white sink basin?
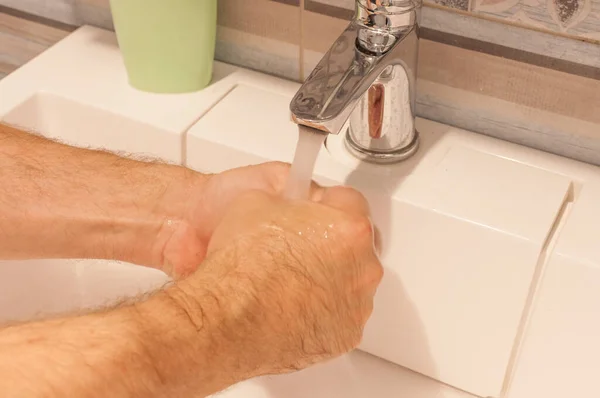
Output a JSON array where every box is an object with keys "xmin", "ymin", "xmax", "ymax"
[
  {"xmin": 0, "ymin": 259, "xmax": 168, "ymax": 324},
  {"xmin": 2, "ymin": 26, "xmax": 600, "ymax": 398},
  {"xmin": 3, "ymin": 92, "xmax": 182, "ymax": 162}
]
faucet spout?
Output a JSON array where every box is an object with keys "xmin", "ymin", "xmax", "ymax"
[{"xmin": 290, "ymin": 0, "xmax": 422, "ymax": 163}]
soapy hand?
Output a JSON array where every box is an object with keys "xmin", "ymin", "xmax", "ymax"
[
  {"xmin": 178, "ymin": 187, "xmax": 383, "ymax": 375},
  {"xmin": 160, "ymin": 162, "xmax": 321, "ymax": 278}
]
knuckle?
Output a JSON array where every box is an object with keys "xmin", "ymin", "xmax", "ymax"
[
  {"xmin": 261, "ymin": 161, "xmax": 292, "ymax": 192},
  {"xmin": 350, "ymin": 215, "xmax": 374, "ymax": 241},
  {"xmin": 340, "ymin": 186, "xmax": 368, "ymax": 202},
  {"xmin": 267, "ymin": 161, "xmax": 292, "ymax": 174},
  {"xmin": 327, "ymin": 185, "xmax": 364, "ymax": 202}
]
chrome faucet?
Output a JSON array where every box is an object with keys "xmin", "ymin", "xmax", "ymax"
[{"xmin": 290, "ymin": 0, "xmax": 421, "ymax": 163}]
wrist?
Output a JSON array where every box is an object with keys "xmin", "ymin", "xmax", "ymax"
[
  {"xmin": 0, "ymin": 123, "xmax": 210, "ymax": 267},
  {"xmin": 107, "ymin": 163, "xmax": 209, "ymax": 271},
  {"xmin": 133, "ymin": 279, "xmax": 245, "ymax": 397}
]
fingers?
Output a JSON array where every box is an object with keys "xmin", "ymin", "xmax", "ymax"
[
  {"xmin": 318, "ymin": 186, "xmax": 371, "ymax": 219},
  {"xmin": 319, "ymin": 186, "xmax": 381, "ymax": 261}
]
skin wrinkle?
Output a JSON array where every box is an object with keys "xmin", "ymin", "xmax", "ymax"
[
  {"xmin": 162, "ymin": 285, "xmax": 206, "ymax": 334},
  {"xmin": 155, "ymin": 218, "xmax": 180, "ymax": 274}
]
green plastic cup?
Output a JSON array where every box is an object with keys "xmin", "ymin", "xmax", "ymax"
[{"xmin": 110, "ymin": 0, "xmax": 217, "ymax": 93}]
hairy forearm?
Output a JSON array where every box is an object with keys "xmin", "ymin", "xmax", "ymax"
[
  {"xmin": 0, "ymin": 283, "xmax": 235, "ymax": 398},
  {"xmin": 0, "ymin": 123, "xmax": 206, "ymax": 267}
]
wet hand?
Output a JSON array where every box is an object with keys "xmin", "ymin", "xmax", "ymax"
[
  {"xmin": 180, "ymin": 187, "xmax": 383, "ymax": 375},
  {"xmin": 159, "ymin": 162, "xmax": 320, "ymax": 278}
]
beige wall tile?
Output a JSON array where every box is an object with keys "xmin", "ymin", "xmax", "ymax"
[
  {"xmin": 0, "ymin": 11, "xmax": 71, "ymax": 46},
  {"xmin": 0, "ymin": 32, "xmax": 45, "ymax": 74},
  {"xmin": 0, "ymin": 0, "xmax": 77, "ymax": 25},
  {"xmin": 74, "ymin": 0, "xmax": 112, "ymax": 29},
  {"xmin": 217, "ymin": 0, "xmax": 302, "ymax": 80},
  {"xmin": 219, "ymin": 0, "xmax": 300, "ymax": 45},
  {"xmin": 419, "ymin": 39, "xmax": 600, "ymax": 124},
  {"xmin": 471, "ymin": 0, "xmax": 600, "ymax": 41},
  {"xmin": 301, "ymin": 10, "xmax": 347, "ymax": 78},
  {"xmin": 418, "ymin": 79, "xmax": 600, "ymax": 164},
  {"xmin": 302, "ymin": 10, "xmax": 347, "ymax": 52},
  {"xmin": 0, "ymin": 9, "xmax": 72, "ymax": 75},
  {"xmin": 217, "ymin": 26, "xmax": 301, "ymax": 81}
]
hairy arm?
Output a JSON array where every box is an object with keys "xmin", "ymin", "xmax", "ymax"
[
  {"xmin": 0, "ymin": 123, "xmax": 207, "ymax": 268},
  {"xmin": 0, "ymin": 276, "xmax": 240, "ymax": 398}
]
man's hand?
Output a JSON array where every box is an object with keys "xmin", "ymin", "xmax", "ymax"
[
  {"xmin": 176, "ymin": 187, "xmax": 383, "ymax": 377},
  {"xmin": 159, "ymin": 162, "xmax": 312, "ymax": 278},
  {"xmin": 0, "ymin": 123, "xmax": 307, "ymax": 278}
]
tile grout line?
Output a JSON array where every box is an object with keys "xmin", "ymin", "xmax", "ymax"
[{"xmin": 179, "ymin": 85, "xmax": 239, "ymax": 168}]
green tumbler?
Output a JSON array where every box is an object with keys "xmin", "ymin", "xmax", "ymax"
[{"xmin": 110, "ymin": 0, "xmax": 217, "ymax": 93}]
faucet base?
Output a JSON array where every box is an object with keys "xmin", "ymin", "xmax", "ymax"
[{"xmin": 344, "ymin": 129, "xmax": 420, "ymax": 164}]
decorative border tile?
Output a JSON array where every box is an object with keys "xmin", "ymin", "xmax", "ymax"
[
  {"xmin": 430, "ymin": 0, "xmax": 470, "ymax": 11},
  {"xmin": 305, "ymin": 0, "xmax": 600, "ymax": 39},
  {"xmin": 472, "ymin": 0, "xmax": 600, "ymax": 40},
  {"xmin": 423, "ymin": 6, "xmax": 600, "ymax": 71}
]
